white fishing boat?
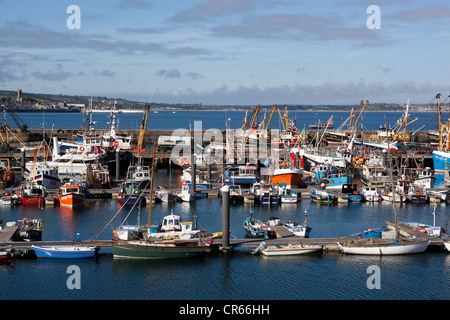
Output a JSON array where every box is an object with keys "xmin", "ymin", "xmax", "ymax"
[
  {"xmin": 282, "ymin": 222, "xmax": 311, "ymax": 238},
  {"xmin": 278, "ymin": 185, "xmax": 298, "ymax": 203},
  {"xmin": 253, "ymin": 242, "xmax": 322, "ymax": 256},
  {"xmin": 146, "ymin": 214, "xmax": 204, "ymax": 240},
  {"xmin": 26, "ymin": 163, "xmax": 61, "ymax": 190},
  {"xmin": 411, "ymin": 167, "xmax": 436, "ymax": 189},
  {"xmin": 361, "ymin": 185, "xmax": 381, "ymax": 202},
  {"xmin": 175, "ymin": 182, "xmax": 194, "ymax": 202},
  {"xmin": 380, "ymin": 191, "xmax": 406, "ymax": 203},
  {"xmin": 154, "ymin": 186, "xmax": 175, "ymax": 203},
  {"xmin": 126, "ymin": 164, "xmax": 151, "ymax": 189},
  {"xmin": 337, "ymin": 238, "xmax": 429, "ymax": 255}
]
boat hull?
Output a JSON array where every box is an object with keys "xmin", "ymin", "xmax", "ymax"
[
  {"xmin": 112, "ymin": 240, "xmax": 209, "ymax": 259},
  {"xmin": 262, "ymin": 245, "xmax": 322, "ymax": 256},
  {"xmin": 271, "ymin": 169, "xmax": 305, "ymax": 188},
  {"xmin": 337, "ymin": 239, "xmax": 429, "ymax": 255},
  {"xmin": 432, "ymin": 150, "xmax": 450, "ymax": 173},
  {"xmin": 59, "ymin": 193, "xmax": 85, "ymax": 207},
  {"xmin": 21, "ymin": 197, "xmax": 44, "ymax": 206},
  {"xmin": 32, "ymin": 245, "xmax": 98, "ymax": 259},
  {"xmin": 29, "ymin": 174, "xmax": 61, "ymax": 190},
  {"xmin": 118, "ymin": 194, "xmax": 145, "ymax": 205}
]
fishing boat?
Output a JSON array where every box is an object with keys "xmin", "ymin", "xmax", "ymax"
[
  {"xmin": 32, "ymin": 245, "xmax": 99, "ymax": 259},
  {"xmin": 224, "ymin": 165, "xmax": 258, "ymax": 186},
  {"xmin": 395, "ymin": 178, "xmax": 426, "ymax": 204},
  {"xmin": 282, "ymin": 222, "xmax": 311, "ymax": 238},
  {"xmin": 337, "ymin": 238, "xmax": 429, "ymax": 255},
  {"xmin": 117, "ymin": 181, "xmax": 145, "ymax": 206},
  {"xmin": 0, "ymin": 192, "xmax": 20, "ymax": 205},
  {"xmin": 113, "ymin": 239, "xmax": 210, "ymax": 259},
  {"xmin": 309, "ymin": 188, "xmax": 337, "ymax": 204},
  {"xmin": 255, "ymin": 242, "xmax": 323, "ymax": 256},
  {"xmin": 10, "ymin": 218, "xmax": 43, "ymax": 241},
  {"xmin": 360, "ymin": 165, "xmax": 396, "ymax": 189},
  {"xmin": 280, "ymin": 209, "xmax": 311, "ymax": 237},
  {"xmin": 250, "ymin": 181, "xmax": 279, "ymax": 204},
  {"xmin": 26, "ymin": 164, "xmax": 61, "ymax": 190},
  {"xmin": 219, "ymin": 185, "xmax": 243, "ymax": 203},
  {"xmin": 404, "ymin": 206, "xmax": 445, "ymax": 237},
  {"xmin": 243, "ymin": 217, "xmax": 276, "ymax": 238},
  {"xmin": 278, "ymin": 184, "xmax": 298, "ymax": 203},
  {"xmin": 175, "ymin": 182, "xmax": 194, "ymax": 202},
  {"xmin": 340, "ymin": 184, "xmax": 363, "ymax": 202},
  {"xmin": 270, "ymin": 166, "xmax": 305, "ymax": 189},
  {"xmin": 180, "ymin": 166, "xmax": 210, "ymax": 190},
  {"xmin": 146, "ymin": 214, "xmax": 205, "ymax": 240},
  {"xmin": 312, "ymin": 164, "xmax": 353, "ymax": 189},
  {"xmin": 111, "ymin": 144, "xmax": 211, "ymax": 259},
  {"xmin": 380, "ymin": 190, "xmax": 406, "ymax": 203},
  {"xmin": 58, "ymin": 183, "xmax": 85, "ymax": 207},
  {"xmin": 361, "ymin": 186, "xmax": 381, "ymax": 202},
  {"xmin": 155, "ymin": 186, "xmax": 175, "ymax": 203},
  {"xmin": 0, "ymin": 249, "xmax": 13, "ymax": 262},
  {"xmin": 125, "ymin": 164, "xmax": 151, "ymax": 189},
  {"xmin": 411, "ymin": 167, "xmax": 436, "ymax": 189},
  {"xmin": 20, "ymin": 183, "xmax": 45, "ymax": 206},
  {"xmin": 403, "ymin": 222, "xmax": 443, "ymax": 237}
]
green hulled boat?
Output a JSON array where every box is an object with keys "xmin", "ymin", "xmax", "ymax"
[{"xmin": 112, "ymin": 239, "xmax": 210, "ymax": 259}]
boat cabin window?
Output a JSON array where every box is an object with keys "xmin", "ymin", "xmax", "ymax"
[{"xmin": 63, "ymin": 188, "xmax": 79, "ymax": 194}]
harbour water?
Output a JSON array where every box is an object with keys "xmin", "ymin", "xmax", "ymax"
[
  {"xmin": 1, "ymin": 168, "xmax": 450, "ymax": 300},
  {"xmin": 1, "ymin": 110, "xmax": 449, "ymax": 302}
]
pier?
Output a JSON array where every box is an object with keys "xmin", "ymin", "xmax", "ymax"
[{"xmin": 0, "ymin": 220, "xmax": 446, "ymax": 253}]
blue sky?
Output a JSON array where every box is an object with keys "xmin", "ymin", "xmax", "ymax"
[{"xmin": 1, "ymin": 0, "xmax": 450, "ymax": 105}]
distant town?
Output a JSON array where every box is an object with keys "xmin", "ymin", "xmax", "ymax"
[{"xmin": 0, "ymin": 89, "xmax": 448, "ymax": 113}]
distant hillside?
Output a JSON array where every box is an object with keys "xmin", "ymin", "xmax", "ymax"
[{"xmin": 0, "ymin": 89, "xmax": 408, "ymax": 111}]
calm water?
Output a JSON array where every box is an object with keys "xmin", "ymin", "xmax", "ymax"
[
  {"xmin": 1, "ymin": 111, "xmax": 449, "ymax": 301},
  {"xmin": 1, "ymin": 169, "xmax": 449, "ymax": 300},
  {"xmin": 14, "ymin": 110, "xmax": 439, "ymax": 132}
]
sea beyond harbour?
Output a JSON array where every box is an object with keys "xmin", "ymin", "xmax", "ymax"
[
  {"xmin": 12, "ymin": 110, "xmax": 441, "ymax": 132},
  {"xmin": 1, "ymin": 110, "xmax": 450, "ymax": 302}
]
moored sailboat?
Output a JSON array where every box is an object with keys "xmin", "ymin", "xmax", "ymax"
[{"xmin": 112, "ymin": 144, "xmax": 211, "ymax": 259}]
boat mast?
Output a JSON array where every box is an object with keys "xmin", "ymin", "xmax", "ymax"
[
  {"xmin": 147, "ymin": 142, "xmax": 157, "ymax": 228},
  {"xmin": 386, "ymin": 116, "xmax": 398, "ymax": 241},
  {"xmin": 437, "ymin": 93, "xmax": 443, "ymax": 150}
]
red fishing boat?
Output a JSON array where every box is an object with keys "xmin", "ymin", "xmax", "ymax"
[
  {"xmin": 58, "ymin": 184, "xmax": 85, "ymax": 207},
  {"xmin": 20, "ymin": 184, "xmax": 45, "ymax": 206}
]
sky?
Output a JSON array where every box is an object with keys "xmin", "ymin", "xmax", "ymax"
[{"xmin": 1, "ymin": 0, "xmax": 450, "ymax": 105}]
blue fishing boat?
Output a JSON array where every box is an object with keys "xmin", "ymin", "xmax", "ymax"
[
  {"xmin": 224, "ymin": 165, "xmax": 258, "ymax": 186},
  {"xmin": 341, "ymin": 184, "xmax": 363, "ymax": 202},
  {"xmin": 243, "ymin": 217, "xmax": 276, "ymax": 238},
  {"xmin": 117, "ymin": 181, "xmax": 145, "ymax": 206},
  {"xmin": 32, "ymin": 245, "xmax": 99, "ymax": 259},
  {"xmin": 309, "ymin": 188, "xmax": 337, "ymax": 203},
  {"xmin": 312, "ymin": 164, "xmax": 352, "ymax": 189}
]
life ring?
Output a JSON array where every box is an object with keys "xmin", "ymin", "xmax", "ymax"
[{"xmin": 79, "ymin": 147, "xmax": 85, "ymax": 152}]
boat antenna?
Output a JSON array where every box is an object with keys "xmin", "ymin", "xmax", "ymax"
[{"xmin": 147, "ymin": 142, "xmax": 157, "ymax": 228}]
